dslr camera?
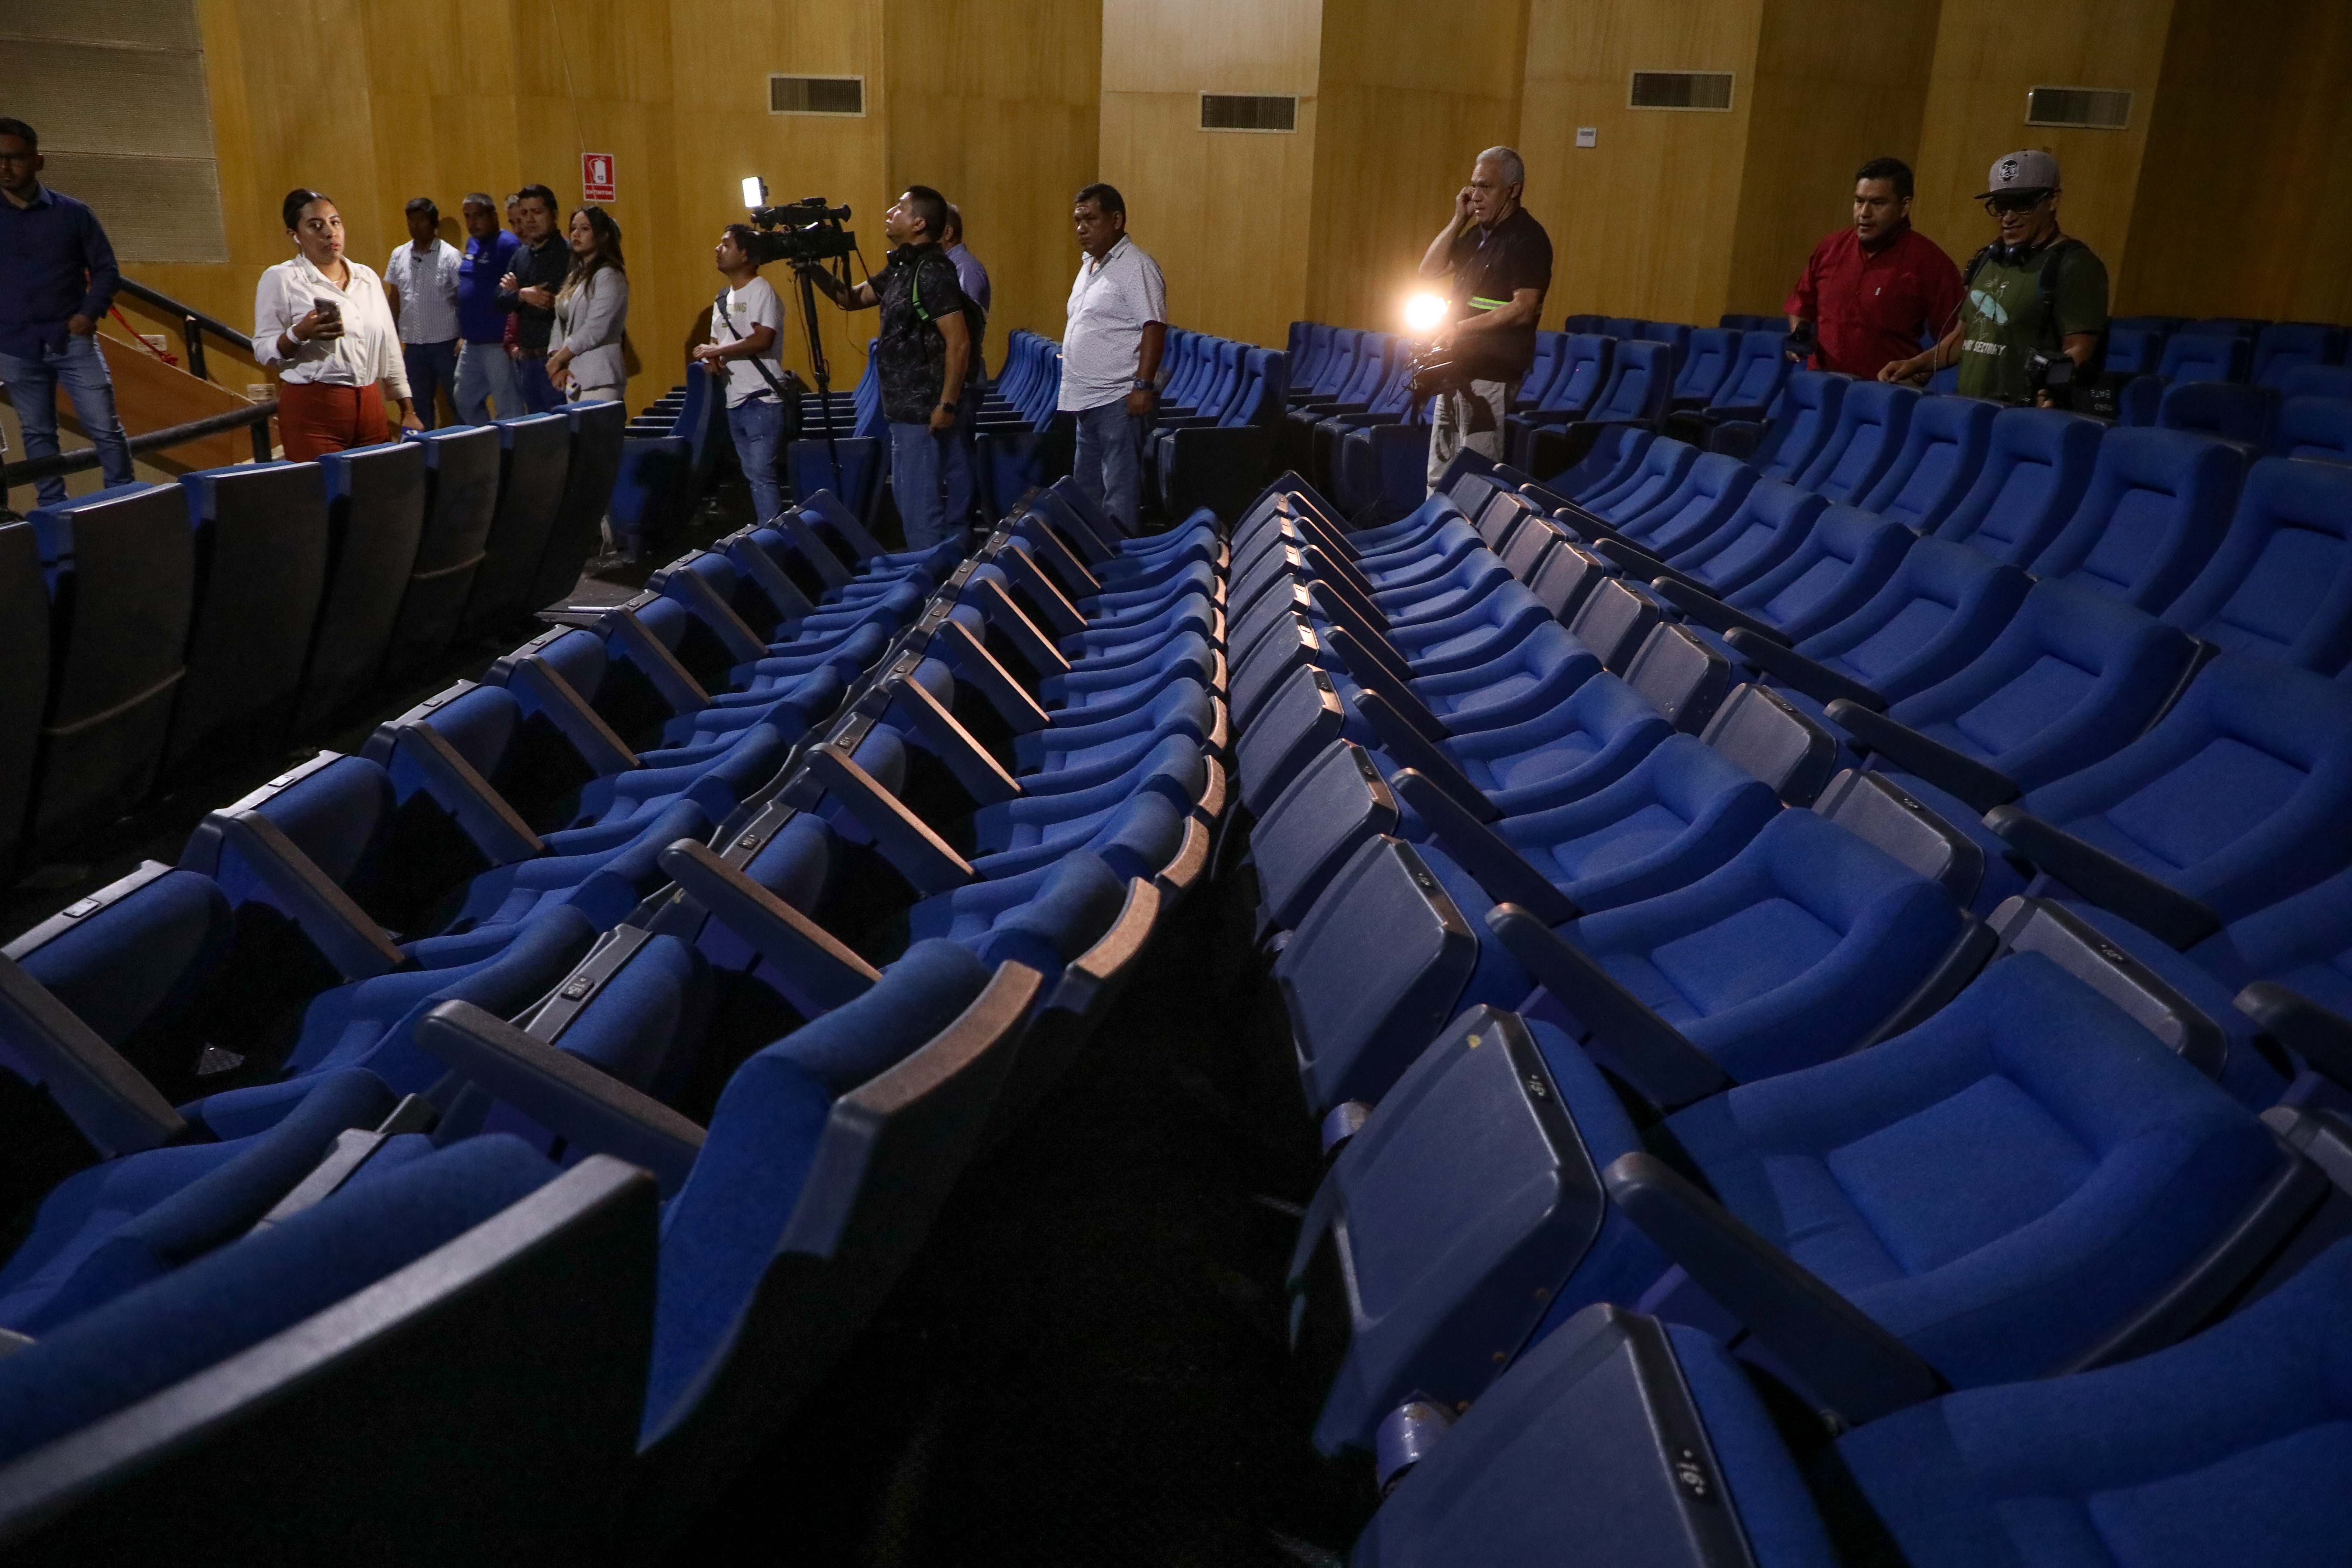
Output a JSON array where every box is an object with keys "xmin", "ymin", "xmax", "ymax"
[{"xmin": 745, "ymin": 196, "xmax": 857, "ymax": 268}]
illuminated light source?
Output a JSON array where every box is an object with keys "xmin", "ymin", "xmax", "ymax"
[
  {"xmin": 1404, "ymin": 293, "xmax": 1450, "ymax": 334},
  {"xmin": 742, "ymin": 176, "xmax": 768, "ymax": 208}
]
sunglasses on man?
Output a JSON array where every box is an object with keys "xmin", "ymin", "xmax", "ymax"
[{"xmin": 1984, "ymin": 189, "xmax": 2051, "ymax": 215}]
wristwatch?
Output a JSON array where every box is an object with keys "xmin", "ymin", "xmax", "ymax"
[
  {"xmin": 1131, "ymin": 378, "xmax": 1155, "ymax": 391},
  {"xmin": 938, "ymin": 400, "xmax": 960, "ymax": 413}
]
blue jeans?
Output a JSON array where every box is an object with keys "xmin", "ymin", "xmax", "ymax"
[
  {"xmin": 515, "ymin": 355, "xmax": 563, "ymax": 414},
  {"xmin": 888, "ymin": 420, "xmax": 963, "ymax": 554},
  {"xmin": 455, "ymin": 340, "xmax": 518, "ymax": 424},
  {"xmin": 728, "ymin": 397, "xmax": 786, "ymax": 525},
  {"xmin": 943, "ymin": 395, "xmax": 980, "ymax": 532},
  {"xmin": 1072, "ymin": 398, "xmax": 1144, "ymax": 535},
  {"xmin": 0, "ymin": 332, "xmax": 134, "ymax": 509},
  {"xmin": 402, "ymin": 339, "xmax": 460, "ymax": 429}
]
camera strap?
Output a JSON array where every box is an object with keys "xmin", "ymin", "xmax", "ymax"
[{"xmin": 714, "ymin": 288, "xmax": 795, "ymax": 404}]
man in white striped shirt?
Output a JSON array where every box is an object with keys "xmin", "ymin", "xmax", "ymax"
[
  {"xmin": 1058, "ymin": 183, "xmax": 1166, "ymax": 534},
  {"xmin": 384, "ymin": 197, "xmax": 462, "ymax": 428}
]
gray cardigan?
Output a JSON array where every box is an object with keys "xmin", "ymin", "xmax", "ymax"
[{"xmin": 554, "ymin": 266, "xmax": 629, "ymax": 389}]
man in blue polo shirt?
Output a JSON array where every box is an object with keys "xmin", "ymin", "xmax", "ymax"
[
  {"xmin": 452, "ymin": 191, "xmax": 521, "ymax": 424},
  {"xmin": 0, "ymin": 117, "xmax": 134, "ymax": 509}
]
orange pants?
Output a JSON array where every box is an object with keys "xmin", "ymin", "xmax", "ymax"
[{"xmin": 276, "ymin": 379, "xmax": 392, "ymax": 461}]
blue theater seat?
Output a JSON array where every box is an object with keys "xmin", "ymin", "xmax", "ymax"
[
  {"xmin": 2158, "ymin": 331, "xmax": 2251, "ymax": 384},
  {"xmin": 1928, "ymin": 405, "xmax": 2104, "ymax": 566},
  {"xmin": 1521, "ymin": 342, "xmax": 1674, "ymax": 479},
  {"xmin": 0, "ymin": 1143, "xmax": 654, "ymax": 1559},
  {"xmin": 1857, "ymin": 391, "xmax": 1994, "ymax": 532},
  {"xmin": 1717, "ymin": 370, "xmax": 1847, "ymax": 479},
  {"xmin": 1793, "ymin": 380, "xmax": 1916, "ymax": 505},
  {"xmin": 460, "ymin": 411, "xmax": 574, "ymax": 637},
  {"xmin": 1300, "ymin": 930, "xmax": 2322, "ymax": 1459},
  {"xmin": 383, "ymin": 424, "xmax": 501, "ymax": 677},
  {"xmin": 0, "ymin": 523, "xmax": 48, "ymax": 872},
  {"xmin": 20, "ymin": 484, "xmax": 194, "ymax": 849},
  {"xmin": 2029, "ymin": 426, "xmax": 2246, "ymax": 612},
  {"xmin": 2272, "ymin": 394, "xmax": 2352, "ymax": 462},
  {"xmin": 1351, "ymin": 1233, "xmax": 2352, "ymax": 1568},
  {"xmin": 2250, "ymin": 321, "xmax": 2346, "ymax": 388},
  {"xmin": 300, "ymin": 440, "xmax": 427, "ymax": 728},
  {"xmin": 2160, "ymin": 454, "xmax": 2352, "ymax": 670},
  {"xmin": 167, "ymin": 462, "xmax": 329, "ymax": 775}
]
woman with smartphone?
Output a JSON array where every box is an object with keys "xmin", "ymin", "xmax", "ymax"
[
  {"xmin": 254, "ymin": 187, "xmax": 422, "ymax": 460},
  {"xmin": 546, "ymin": 205, "xmax": 629, "ymax": 406}
]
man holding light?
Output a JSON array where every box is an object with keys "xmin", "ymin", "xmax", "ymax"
[{"xmin": 1416, "ymin": 146, "xmax": 1551, "ymax": 491}]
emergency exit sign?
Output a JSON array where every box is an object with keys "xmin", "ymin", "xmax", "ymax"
[{"xmin": 583, "ymin": 152, "xmax": 616, "ymax": 201}]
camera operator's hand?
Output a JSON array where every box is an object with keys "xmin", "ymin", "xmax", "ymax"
[
  {"xmin": 690, "ymin": 342, "xmax": 725, "ymax": 366},
  {"xmin": 930, "ymin": 401, "xmax": 957, "ymax": 434},
  {"xmin": 1125, "ymin": 386, "xmax": 1156, "ymax": 419},
  {"xmin": 1878, "ymin": 355, "xmax": 1929, "ymax": 385}
]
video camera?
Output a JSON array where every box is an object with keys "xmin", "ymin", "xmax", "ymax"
[{"xmin": 744, "ymin": 196, "xmax": 857, "ymax": 269}]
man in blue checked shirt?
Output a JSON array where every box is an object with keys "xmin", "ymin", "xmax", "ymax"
[{"xmin": 0, "ymin": 117, "xmax": 135, "ymax": 510}]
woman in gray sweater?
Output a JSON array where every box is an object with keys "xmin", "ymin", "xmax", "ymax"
[{"xmin": 548, "ymin": 205, "xmax": 628, "ymax": 404}]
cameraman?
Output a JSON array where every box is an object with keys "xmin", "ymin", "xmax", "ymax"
[
  {"xmin": 1416, "ymin": 146, "xmax": 1551, "ymax": 491},
  {"xmin": 802, "ymin": 185, "xmax": 974, "ymax": 552},
  {"xmin": 1879, "ymin": 150, "xmax": 2107, "ymax": 407},
  {"xmin": 692, "ymin": 224, "xmax": 788, "ymax": 525}
]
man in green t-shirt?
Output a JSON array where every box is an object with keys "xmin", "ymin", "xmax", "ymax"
[{"xmin": 1880, "ymin": 149, "xmax": 2107, "ymax": 406}]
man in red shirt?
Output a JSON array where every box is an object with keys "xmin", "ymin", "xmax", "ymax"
[{"xmin": 1783, "ymin": 158, "xmax": 1963, "ymax": 380}]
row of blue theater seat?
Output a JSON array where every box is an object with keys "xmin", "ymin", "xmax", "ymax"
[
  {"xmin": 1212, "ymin": 368, "xmax": 2352, "ymax": 1558},
  {"xmin": 0, "ymin": 469, "xmax": 1230, "ymax": 1554},
  {"xmin": 0, "ymin": 403, "xmax": 628, "ymax": 875}
]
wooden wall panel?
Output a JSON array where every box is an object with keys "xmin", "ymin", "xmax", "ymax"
[
  {"xmin": 1303, "ymin": 0, "xmax": 1528, "ymax": 335},
  {"xmin": 2120, "ymin": 0, "xmax": 2352, "ymax": 321},
  {"xmin": 667, "ymin": 0, "xmax": 887, "ymax": 390},
  {"xmin": 1722, "ymin": 0, "xmax": 1945, "ymax": 317},
  {"xmin": 1910, "ymin": 0, "xmax": 2174, "ymax": 288},
  {"xmin": 1098, "ymin": 0, "xmax": 1324, "ymax": 350},
  {"xmin": 883, "ymin": 0, "xmax": 1103, "ymax": 368},
  {"xmin": 1518, "ymin": 0, "xmax": 1764, "ymax": 325}
]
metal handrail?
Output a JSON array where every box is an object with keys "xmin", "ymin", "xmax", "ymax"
[
  {"xmin": 1, "ymin": 399, "xmax": 277, "ymax": 490},
  {"xmin": 112, "ymin": 276, "xmax": 257, "ymax": 384}
]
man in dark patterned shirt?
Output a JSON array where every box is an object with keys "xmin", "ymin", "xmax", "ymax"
[{"xmin": 806, "ymin": 185, "xmax": 975, "ymax": 551}]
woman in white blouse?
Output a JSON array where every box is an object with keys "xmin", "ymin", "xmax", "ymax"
[
  {"xmin": 548, "ymin": 205, "xmax": 629, "ymax": 405},
  {"xmin": 253, "ymin": 188, "xmax": 421, "ymax": 460}
]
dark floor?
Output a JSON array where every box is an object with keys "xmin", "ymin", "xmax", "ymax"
[{"xmin": 665, "ymin": 863, "xmax": 1381, "ymax": 1567}]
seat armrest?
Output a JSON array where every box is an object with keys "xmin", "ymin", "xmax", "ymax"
[
  {"xmin": 1308, "ymin": 586, "xmax": 1414, "ymax": 688},
  {"xmin": 968, "ymin": 575, "xmax": 1070, "ymax": 679},
  {"xmin": 606, "ymin": 607, "xmax": 712, "ymax": 716},
  {"xmin": 1325, "ymin": 629, "xmax": 1450, "ymax": 744},
  {"xmin": 1550, "ymin": 500, "xmax": 1628, "ymax": 547},
  {"xmin": 1392, "ymin": 772, "xmax": 1578, "ymax": 924},
  {"xmin": 0, "ymin": 954, "xmax": 186, "ymax": 1157},
  {"xmin": 1652, "ymin": 579, "xmax": 1792, "ymax": 648},
  {"xmin": 417, "ymin": 1000, "xmax": 706, "ymax": 1196},
  {"xmin": 2237, "ymin": 982, "xmax": 2352, "ymax": 1092},
  {"xmin": 396, "ymin": 723, "xmax": 547, "ymax": 866},
  {"xmin": 504, "ymin": 657, "xmax": 640, "ymax": 778},
  {"xmin": 1726, "ymin": 630, "xmax": 1883, "ymax": 712},
  {"xmin": 1601, "ymin": 1152, "xmax": 1948, "ymax": 1425},
  {"xmin": 212, "ymin": 813, "xmax": 408, "ymax": 980},
  {"xmin": 806, "ymin": 742, "xmax": 978, "ymax": 896},
  {"xmin": 1983, "ymin": 807, "xmax": 2223, "ymax": 951},
  {"xmin": 1591, "ymin": 538, "xmax": 1713, "ymax": 600},
  {"xmin": 988, "ymin": 542, "xmax": 1087, "ymax": 638},
  {"xmin": 1827, "ymin": 701, "xmax": 2019, "ymax": 814},
  {"xmin": 1483, "ymin": 906, "xmax": 1733, "ymax": 1110},
  {"xmin": 731, "ymin": 535, "xmax": 820, "ymax": 623},
  {"xmin": 882, "ymin": 669, "xmax": 1022, "ymax": 805},
  {"xmin": 929, "ymin": 617, "xmax": 1052, "ymax": 734},
  {"xmin": 658, "ymin": 839, "xmax": 882, "ymax": 1011},
  {"xmin": 1352, "ymin": 692, "xmax": 1496, "ymax": 823}
]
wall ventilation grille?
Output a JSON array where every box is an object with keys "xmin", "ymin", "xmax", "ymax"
[
  {"xmin": 1629, "ymin": 71, "xmax": 1735, "ymax": 111},
  {"xmin": 2025, "ymin": 87, "xmax": 2132, "ymax": 130},
  {"xmin": 1200, "ymin": 94, "xmax": 1298, "ymax": 132},
  {"xmin": 769, "ymin": 76, "xmax": 864, "ymax": 116}
]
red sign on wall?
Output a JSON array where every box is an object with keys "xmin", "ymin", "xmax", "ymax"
[{"xmin": 582, "ymin": 152, "xmax": 616, "ymax": 202}]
